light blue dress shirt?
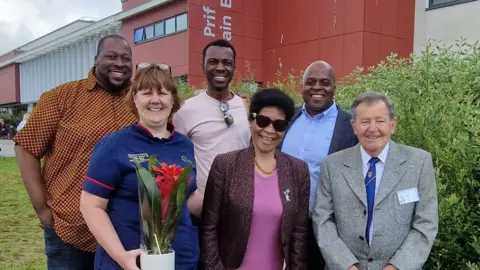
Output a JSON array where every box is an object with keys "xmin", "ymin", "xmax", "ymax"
[{"xmin": 281, "ymin": 102, "xmax": 338, "ymax": 215}]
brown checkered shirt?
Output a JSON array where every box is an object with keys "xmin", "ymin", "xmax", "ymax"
[{"xmin": 14, "ymin": 67, "xmax": 136, "ymax": 252}]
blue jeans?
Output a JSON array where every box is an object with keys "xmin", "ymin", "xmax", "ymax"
[{"xmin": 44, "ymin": 226, "xmax": 95, "ymax": 270}]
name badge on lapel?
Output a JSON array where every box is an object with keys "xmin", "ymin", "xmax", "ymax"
[{"xmin": 397, "ymin": 187, "xmax": 420, "ymax": 205}]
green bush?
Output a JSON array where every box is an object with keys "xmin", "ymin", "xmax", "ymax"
[
  {"xmin": 179, "ymin": 39, "xmax": 480, "ymax": 269},
  {"xmin": 0, "ymin": 113, "xmax": 22, "ymax": 129}
]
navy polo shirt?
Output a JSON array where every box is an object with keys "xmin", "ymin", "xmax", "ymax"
[{"xmin": 83, "ymin": 122, "xmax": 199, "ymax": 270}]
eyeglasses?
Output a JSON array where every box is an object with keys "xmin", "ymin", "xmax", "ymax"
[
  {"xmin": 136, "ymin": 63, "xmax": 171, "ymax": 74},
  {"xmin": 220, "ymin": 102, "xmax": 234, "ymax": 127},
  {"xmin": 252, "ymin": 113, "xmax": 289, "ymax": 132}
]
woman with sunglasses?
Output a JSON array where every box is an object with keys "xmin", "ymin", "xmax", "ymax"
[{"xmin": 201, "ymin": 88, "xmax": 310, "ymax": 269}]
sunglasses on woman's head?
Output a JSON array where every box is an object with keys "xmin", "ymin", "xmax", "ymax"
[
  {"xmin": 252, "ymin": 113, "xmax": 289, "ymax": 132},
  {"xmin": 220, "ymin": 102, "xmax": 234, "ymax": 127},
  {"xmin": 136, "ymin": 63, "xmax": 171, "ymax": 74}
]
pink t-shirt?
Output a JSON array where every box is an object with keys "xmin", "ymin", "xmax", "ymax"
[
  {"xmin": 171, "ymin": 91, "xmax": 251, "ymax": 193},
  {"xmin": 238, "ymin": 170, "xmax": 284, "ymax": 270}
]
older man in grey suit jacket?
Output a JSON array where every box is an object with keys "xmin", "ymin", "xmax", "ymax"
[{"xmin": 312, "ymin": 92, "xmax": 438, "ymax": 270}]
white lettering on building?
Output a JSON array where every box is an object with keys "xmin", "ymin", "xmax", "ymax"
[
  {"xmin": 220, "ymin": 0, "xmax": 232, "ymax": 8},
  {"xmin": 220, "ymin": 16, "xmax": 231, "ymax": 40},
  {"xmin": 203, "ymin": 6, "xmax": 216, "ymax": 37},
  {"xmin": 203, "ymin": 0, "xmax": 232, "ymax": 40}
]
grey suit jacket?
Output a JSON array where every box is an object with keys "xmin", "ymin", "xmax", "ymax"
[
  {"xmin": 279, "ymin": 105, "xmax": 358, "ymax": 154},
  {"xmin": 312, "ymin": 141, "xmax": 438, "ymax": 270}
]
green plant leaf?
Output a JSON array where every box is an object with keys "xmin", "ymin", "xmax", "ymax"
[
  {"xmin": 148, "ymin": 155, "xmax": 157, "ymax": 175},
  {"xmin": 134, "ymin": 160, "xmax": 162, "ymax": 252}
]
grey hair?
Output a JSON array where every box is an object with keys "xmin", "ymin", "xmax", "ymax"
[{"xmin": 351, "ymin": 92, "xmax": 396, "ymax": 120}]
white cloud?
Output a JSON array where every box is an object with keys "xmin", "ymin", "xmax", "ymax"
[{"xmin": 0, "ymin": 0, "xmax": 121, "ymax": 55}]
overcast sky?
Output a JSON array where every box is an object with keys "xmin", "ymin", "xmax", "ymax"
[{"xmin": 0, "ymin": 0, "xmax": 122, "ymax": 55}]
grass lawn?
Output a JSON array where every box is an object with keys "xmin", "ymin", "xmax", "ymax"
[{"xmin": 0, "ymin": 157, "xmax": 46, "ymax": 270}]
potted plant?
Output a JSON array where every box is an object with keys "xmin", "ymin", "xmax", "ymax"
[{"xmin": 134, "ymin": 155, "xmax": 193, "ymax": 270}]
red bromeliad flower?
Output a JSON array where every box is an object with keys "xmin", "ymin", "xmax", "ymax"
[
  {"xmin": 135, "ymin": 156, "xmax": 194, "ymax": 254},
  {"xmin": 153, "ymin": 163, "xmax": 184, "ymax": 220}
]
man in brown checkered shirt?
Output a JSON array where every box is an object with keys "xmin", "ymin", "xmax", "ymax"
[{"xmin": 14, "ymin": 34, "xmax": 136, "ymax": 270}]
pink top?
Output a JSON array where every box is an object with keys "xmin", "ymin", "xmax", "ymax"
[{"xmin": 238, "ymin": 170, "xmax": 284, "ymax": 270}]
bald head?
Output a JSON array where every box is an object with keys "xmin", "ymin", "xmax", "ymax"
[
  {"xmin": 301, "ymin": 60, "xmax": 336, "ymax": 117},
  {"xmin": 303, "ymin": 61, "xmax": 336, "ymax": 85}
]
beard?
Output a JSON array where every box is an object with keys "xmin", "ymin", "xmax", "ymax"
[
  {"xmin": 94, "ymin": 65, "xmax": 131, "ymax": 96},
  {"xmin": 103, "ymin": 79, "xmax": 130, "ymax": 96},
  {"xmin": 95, "ymin": 68, "xmax": 130, "ymax": 96},
  {"xmin": 207, "ymin": 77, "xmax": 231, "ymax": 92}
]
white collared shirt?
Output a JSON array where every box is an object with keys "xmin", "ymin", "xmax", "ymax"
[{"xmin": 360, "ymin": 142, "xmax": 390, "ymax": 244}]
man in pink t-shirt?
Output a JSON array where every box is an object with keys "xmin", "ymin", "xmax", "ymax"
[{"xmin": 172, "ymin": 39, "xmax": 251, "ymax": 222}]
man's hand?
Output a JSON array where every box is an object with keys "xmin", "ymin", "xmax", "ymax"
[
  {"xmin": 347, "ymin": 265, "xmax": 359, "ymax": 270},
  {"xmin": 383, "ymin": 264, "xmax": 398, "ymax": 270},
  {"xmin": 38, "ymin": 206, "xmax": 53, "ymax": 227},
  {"xmin": 118, "ymin": 249, "xmax": 144, "ymax": 270}
]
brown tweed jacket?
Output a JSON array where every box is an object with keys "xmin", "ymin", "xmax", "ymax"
[{"xmin": 201, "ymin": 146, "xmax": 310, "ymax": 270}]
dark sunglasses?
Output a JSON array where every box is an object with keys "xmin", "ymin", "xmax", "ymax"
[
  {"xmin": 136, "ymin": 62, "xmax": 171, "ymax": 74},
  {"xmin": 220, "ymin": 102, "xmax": 234, "ymax": 127},
  {"xmin": 252, "ymin": 113, "xmax": 289, "ymax": 132}
]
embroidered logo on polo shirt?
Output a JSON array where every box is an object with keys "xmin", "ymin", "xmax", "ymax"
[
  {"xmin": 181, "ymin": 155, "xmax": 194, "ymax": 166},
  {"xmin": 128, "ymin": 153, "xmax": 150, "ymax": 163}
]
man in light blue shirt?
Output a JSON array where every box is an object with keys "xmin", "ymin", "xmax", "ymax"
[{"xmin": 280, "ymin": 60, "xmax": 358, "ymax": 270}]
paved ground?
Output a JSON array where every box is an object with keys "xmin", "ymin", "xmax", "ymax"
[{"xmin": 0, "ymin": 140, "xmax": 15, "ymax": 157}]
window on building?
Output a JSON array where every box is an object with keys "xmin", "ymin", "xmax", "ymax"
[
  {"xmin": 133, "ymin": 28, "xmax": 144, "ymax": 43},
  {"xmin": 176, "ymin": 13, "xmax": 187, "ymax": 31},
  {"xmin": 165, "ymin": 17, "xmax": 176, "ymax": 35},
  {"xmin": 145, "ymin": 25, "xmax": 154, "ymax": 39},
  {"xmin": 431, "ymin": 0, "xmax": 456, "ymax": 4},
  {"xmin": 155, "ymin": 21, "xmax": 164, "ymax": 37},
  {"xmin": 428, "ymin": 0, "xmax": 477, "ymax": 9},
  {"xmin": 133, "ymin": 12, "xmax": 188, "ymax": 44}
]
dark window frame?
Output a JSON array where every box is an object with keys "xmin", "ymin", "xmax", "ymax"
[
  {"xmin": 427, "ymin": 0, "xmax": 477, "ymax": 10},
  {"xmin": 133, "ymin": 12, "xmax": 188, "ymax": 45}
]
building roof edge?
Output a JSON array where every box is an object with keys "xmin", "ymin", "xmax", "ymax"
[{"xmin": 0, "ymin": 0, "xmax": 173, "ymax": 68}]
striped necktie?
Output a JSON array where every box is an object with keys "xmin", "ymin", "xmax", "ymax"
[{"xmin": 365, "ymin": 157, "xmax": 380, "ymax": 244}]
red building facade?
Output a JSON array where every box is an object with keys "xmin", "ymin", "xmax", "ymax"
[
  {"xmin": 122, "ymin": 0, "xmax": 415, "ymax": 87},
  {"xmin": 0, "ymin": 52, "xmax": 20, "ymax": 105},
  {"xmin": 0, "ymin": 0, "xmax": 415, "ymax": 106}
]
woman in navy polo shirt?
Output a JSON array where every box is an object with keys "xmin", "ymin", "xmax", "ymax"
[{"xmin": 79, "ymin": 64, "xmax": 200, "ymax": 270}]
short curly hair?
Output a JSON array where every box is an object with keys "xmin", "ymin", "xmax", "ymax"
[
  {"xmin": 202, "ymin": 39, "xmax": 236, "ymax": 64},
  {"xmin": 125, "ymin": 65, "xmax": 182, "ymax": 120},
  {"xmin": 248, "ymin": 88, "xmax": 295, "ymax": 122}
]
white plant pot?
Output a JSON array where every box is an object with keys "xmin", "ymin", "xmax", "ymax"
[{"xmin": 140, "ymin": 251, "xmax": 175, "ymax": 270}]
